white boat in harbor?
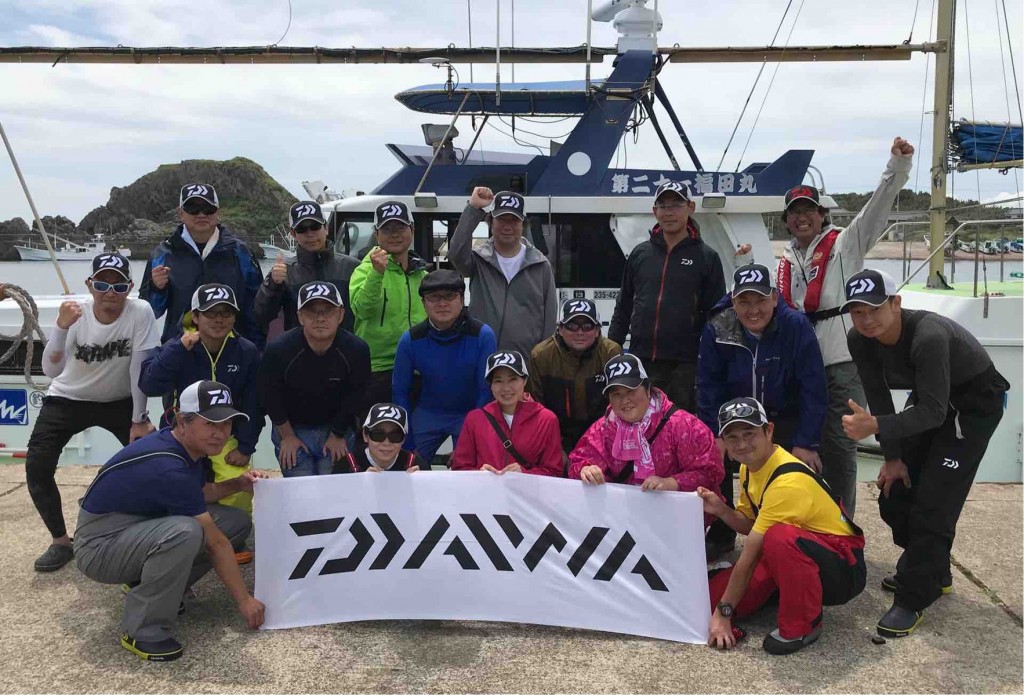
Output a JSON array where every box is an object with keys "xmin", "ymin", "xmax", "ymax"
[{"xmin": 14, "ymin": 233, "xmax": 130, "ymax": 261}]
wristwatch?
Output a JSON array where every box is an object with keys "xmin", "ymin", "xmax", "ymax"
[
  {"xmin": 132, "ymin": 411, "xmax": 150, "ymax": 424},
  {"xmin": 716, "ymin": 601, "xmax": 735, "ymax": 618}
]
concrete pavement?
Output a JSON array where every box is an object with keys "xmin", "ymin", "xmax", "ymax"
[{"xmin": 0, "ymin": 463, "xmax": 1020, "ymax": 694}]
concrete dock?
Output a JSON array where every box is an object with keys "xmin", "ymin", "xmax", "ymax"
[{"xmin": 0, "ymin": 463, "xmax": 1020, "ymax": 694}]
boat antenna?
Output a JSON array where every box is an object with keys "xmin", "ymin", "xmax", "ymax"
[{"xmin": 0, "ymin": 120, "xmax": 71, "ymax": 294}]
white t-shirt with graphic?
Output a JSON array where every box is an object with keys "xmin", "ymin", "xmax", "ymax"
[
  {"xmin": 496, "ymin": 244, "xmax": 526, "ymax": 284},
  {"xmin": 47, "ymin": 298, "xmax": 160, "ymax": 403}
]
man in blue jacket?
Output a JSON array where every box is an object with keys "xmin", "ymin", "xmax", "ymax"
[
  {"xmin": 139, "ymin": 284, "xmax": 263, "ymax": 513},
  {"xmin": 139, "ymin": 183, "xmax": 265, "ymax": 348},
  {"xmin": 698, "ymin": 263, "xmax": 828, "ymax": 558},
  {"xmin": 392, "ymin": 269, "xmax": 496, "ymax": 465}
]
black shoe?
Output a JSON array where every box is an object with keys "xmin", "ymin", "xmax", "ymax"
[
  {"xmin": 881, "ymin": 574, "xmax": 953, "ymax": 595},
  {"xmin": 34, "ymin": 543, "xmax": 74, "ymax": 572},
  {"xmin": 121, "ymin": 582, "xmax": 186, "ymax": 615},
  {"xmin": 877, "ymin": 603, "xmax": 924, "ymax": 638},
  {"xmin": 120, "ymin": 634, "xmax": 183, "ymax": 662},
  {"xmin": 762, "ymin": 624, "xmax": 823, "ymax": 655}
]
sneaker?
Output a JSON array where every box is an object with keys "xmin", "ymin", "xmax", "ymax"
[
  {"xmin": 34, "ymin": 543, "xmax": 74, "ymax": 572},
  {"xmin": 877, "ymin": 603, "xmax": 924, "ymax": 638},
  {"xmin": 762, "ymin": 624, "xmax": 823, "ymax": 655},
  {"xmin": 121, "ymin": 581, "xmax": 186, "ymax": 615},
  {"xmin": 120, "ymin": 634, "xmax": 183, "ymax": 662},
  {"xmin": 235, "ymin": 551, "xmax": 254, "ymax": 565},
  {"xmin": 881, "ymin": 573, "xmax": 953, "ymax": 595}
]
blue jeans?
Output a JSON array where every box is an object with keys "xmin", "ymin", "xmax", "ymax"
[
  {"xmin": 272, "ymin": 426, "xmax": 334, "ymax": 477},
  {"xmin": 410, "ymin": 409, "xmax": 466, "ymax": 465}
]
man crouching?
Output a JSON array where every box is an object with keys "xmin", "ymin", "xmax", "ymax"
[
  {"xmin": 74, "ymin": 381, "xmax": 265, "ymax": 662},
  {"xmin": 697, "ymin": 397, "xmax": 865, "ymax": 655}
]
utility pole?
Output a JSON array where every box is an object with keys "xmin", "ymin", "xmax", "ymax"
[{"xmin": 927, "ymin": 0, "xmax": 955, "ymax": 287}]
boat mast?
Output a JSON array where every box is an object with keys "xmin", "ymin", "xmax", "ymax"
[{"xmin": 928, "ymin": 0, "xmax": 956, "ymax": 287}]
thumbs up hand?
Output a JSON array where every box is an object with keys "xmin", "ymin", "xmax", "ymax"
[
  {"xmin": 271, "ymin": 252, "xmax": 288, "ymax": 285},
  {"xmin": 842, "ymin": 399, "xmax": 878, "ymax": 441}
]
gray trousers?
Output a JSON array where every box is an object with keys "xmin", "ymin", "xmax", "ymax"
[
  {"xmin": 74, "ymin": 504, "xmax": 251, "ymax": 642},
  {"xmin": 820, "ymin": 361, "xmax": 864, "ymax": 519}
]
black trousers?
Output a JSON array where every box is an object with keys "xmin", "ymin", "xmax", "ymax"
[
  {"xmin": 360, "ymin": 370, "xmax": 394, "ymax": 424},
  {"xmin": 640, "ymin": 359, "xmax": 695, "ymax": 412},
  {"xmin": 26, "ymin": 396, "xmax": 132, "ymax": 539},
  {"xmin": 879, "ymin": 376, "xmax": 1005, "ymax": 612}
]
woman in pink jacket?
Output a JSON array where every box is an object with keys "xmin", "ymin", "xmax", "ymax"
[
  {"xmin": 569, "ymin": 354, "xmax": 724, "ymax": 525},
  {"xmin": 451, "ymin": 351, "xmax": 564, "ymax": 476}
]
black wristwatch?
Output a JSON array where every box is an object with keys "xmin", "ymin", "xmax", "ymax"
[{"xmin": 717, "ymin": 601, "xmax": 735, "ymax": 619}]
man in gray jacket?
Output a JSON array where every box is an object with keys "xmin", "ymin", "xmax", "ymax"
[
  {"xmin": 449, "ymin": 187, "xmax": 557, "ymax": 357},
  {"xmin": 252, "ymin": 201, "xmax": 360, "ymax": 334},
  {"xmin": 776, "ymin": 136, "xmax": 914, "ymax": 519}
]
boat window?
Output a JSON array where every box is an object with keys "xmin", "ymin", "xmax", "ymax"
[{"xmin": 546, "ymin": 214, "xmax": 626, "ymax": 288}]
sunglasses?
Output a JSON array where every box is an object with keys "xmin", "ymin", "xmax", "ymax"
[
  {"xmin": 718, "ymin": 403, "xmax": 759, "ymax": 425},
  {"xmin": 182, "ymin": 201, "xmax": 219, "ymax": 216},
  {"xmin": 295, "ymin": 221, "xmax": 323, "ymax": 234},
  {"xmin": 562, "ymin": 321, "xmax": 597, "ymax": 333},
  {"xmin": 366, "ymin": 428, "xmax": 405, "ymax": 443},
  {"xmin": 90, "ymin": 280, "xmax": 131, "ymax": 294}
]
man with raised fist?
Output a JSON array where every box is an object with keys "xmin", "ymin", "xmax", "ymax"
[
  {"xmin": 449, "ymin": 187, "xmax": 557, "ymax": 357},
  {"xmin": 26, "ymin": 253, "xmax": 161, "ymax": 573},
  {"xmin": 842, "ymin": 268, "xmax": 1008, "ymax": 639}
]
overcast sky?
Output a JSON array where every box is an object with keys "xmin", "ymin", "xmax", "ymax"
[{"xmin": 0, "ymin": 0, "xmax": 1021, "ymax": 223}]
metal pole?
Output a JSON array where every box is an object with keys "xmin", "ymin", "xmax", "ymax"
[
  {"xmin": 641, "ymin": 95, "xmax": 680, "ymax": 170},
  {"xmin": 973, "ymin": 228, "xmax": 980, "ymax": 298},
  {"xmin": 585, "ymin": 0, "xmax": 593, "ymax": 93},
  {"xmin": 462, "ymin": 115, "xmax": 490, "ymax": 162},
  {"xmin": 495, "ymin": 0, "xmax": 501, "ymax": 108},
  {"xmin": 927, "ymin": 0, "xmax": 955, "ymax": 288},
  {"xmin": 902, "ymin": 225, "xmax": 909, "ymax": 281},
  {"xmin": 414, "ymin": 92, "xmax": 471, "ymax": 194},
  {"xmin": 0, "ymin": 120, "xmax": 71, "ymax": 294}
]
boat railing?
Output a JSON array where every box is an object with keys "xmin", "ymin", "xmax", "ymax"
[{"xmin": 899, "ymin": 219, "xmax": 1024, "ymax": 297}]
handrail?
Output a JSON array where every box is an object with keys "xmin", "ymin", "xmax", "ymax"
[{"xmin": 898, "ymin": 219, "xmax": 1023, "ymax": 296}]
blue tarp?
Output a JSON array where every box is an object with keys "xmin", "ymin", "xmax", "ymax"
[
  {"xmin": 396, "ymin": 79, "xmax": 606, "ymax": 115},
  {"xmin": 951, "ymin": 120, "xmax": 1022, "ymax": 166}
]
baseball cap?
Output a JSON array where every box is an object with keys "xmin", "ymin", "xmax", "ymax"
[
  {"xmin": 418, "ymin": 269, "xmax": 466, "ymax": 297},
  {"xmin": 90, "ymin": 252, "xmax": 131, "ymax": 281},
  {"xmin": 717, "ymin": 397, "xmax": 769, "ymax": 435},
  {"xmin": 178, "ymin": 380, "xmax": 248, "ymax": 423},
  {"xmin": 290, "ymin": 201, "xmax": 326, "ymax": 228},
  {"xmin": 602, "ymin": 353, "xmax": 648, "ymax": 394},
  {"xmin": 654, "ymin": 181, "xmax": 691, "ymax": 204},
  {"xmin": 363, "ymin": 402, "xmax": 409, "ymax": 434},
  {"xmin": 297, "ymin": 281, "xmax": 344, "ymax": 310},
  {"xmin": 783, "ymin": 185, "xmax": 821, "ymax": 210},
  {"xmin": 179, "ymin": 183, "xmax": 219, "ymax": 208},
  {"xmin": 374, "ymin": 201, "xmax": 414, "ymax": 229},
  {"xmin": 485, "ymin": 350, "xmax": 529, "ymax": 380},
  {"xmin": 191, "ymin": 283, "xmax": 239, "ymax": 313},
  {"xmin": 841, "ymin": 269, "xmax": 899, "ymax": 310},
  {"xmin": 731, "ymin": 263, "xmax": 774, "ymax": 297},
  {"xmin": 559, "ymin": 298, "xmax": 600, "ymax": 325},
  {"xmin": 491, "ymin": 191, "xmax": 526, "ymax": 220}
]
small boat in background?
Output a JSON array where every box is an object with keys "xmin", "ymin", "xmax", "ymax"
[{"xmin": 14, "ymin": 233, "xmax": 131, "ymax": 261}]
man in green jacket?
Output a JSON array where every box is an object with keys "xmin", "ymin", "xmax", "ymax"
[{"xmin": 349, "ymin": 201, "xmax": 428, "ymax": 409}]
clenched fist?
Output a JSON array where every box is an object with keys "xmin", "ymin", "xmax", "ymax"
[
  {"xmin": 370, "ymin": 246, "xmax": 389, "ymax": 274},
  {"xmin": 56, "ymin": 301, "xmax": 83, "ymax": 329},
  {"xmin": 891, "ymin": 137, "xmax": 915, "ymax": 157},
  {"xmin": 151, "ymin": 262, "xmax": 170, "ymax": 290},
  {"xmin": 180, "ymin": 331, "xmax": 202, "ymax": 350},
  {"xmin": 469, "ymin": 187, "xmax": 495, "ymax": 210}
]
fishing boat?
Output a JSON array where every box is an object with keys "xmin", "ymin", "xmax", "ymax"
[{"xmin": 14, "ymin": 232, "xmax": 131, "ymax": 261}]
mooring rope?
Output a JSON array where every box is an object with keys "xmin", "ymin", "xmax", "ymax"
[{"xmin": 0, "ymin": 283, "xmax": 48, "ymax": 390}]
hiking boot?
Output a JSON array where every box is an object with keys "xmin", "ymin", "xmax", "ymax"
[
  {"xmin": 877, "ymin": 603, "xmax": 924, "ymax": 638},
  {"xmin": 34, "ymin": 543, "xmax": 74, "ymax": 572},
  {"xmin": 881, "ymin": 573, "xmax": 953, "ymax": 595},
  {"xmin": 762, "ymin": 624, "xmax": 823, "ymax": 655},
  {"xmin": 121, "ymin": 581, "xmax": 186, "ymax": 615},
  {"xmin": 120, "ymin": 634, "xmax": 183, "ymax": 662}
]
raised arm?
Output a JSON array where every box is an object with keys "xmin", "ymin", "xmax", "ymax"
[{"xmin": 839, "ymin": 138, "xmax": 914, "ymax": 259}]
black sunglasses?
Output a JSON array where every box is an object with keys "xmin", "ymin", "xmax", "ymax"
[
  {"xmin": 295, "ymin": 221, "xmax": 324, "ymax": 234},
  {"xmin": 182, "ymin": 201, "xmax": 218, "ymax": 216},
  {"xmin": 90, "ymin": 280, "xmax": 131, "ymax": 294},
  {"xmin": 718, "ymin": 403, "xmax": 758, "ymax": 426},
  {"xmin": 366, "ymin": 429, "xmax": 405, "ymax": 443}
]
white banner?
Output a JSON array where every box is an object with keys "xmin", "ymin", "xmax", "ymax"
[{"xmin": 254, "ymin": 471, "xmax": 710, "ymax": 643}]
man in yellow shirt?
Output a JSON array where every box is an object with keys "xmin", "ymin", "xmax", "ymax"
[{"xmin": 697, "ymin": 397, "xmax": 865, "ymax": 655}]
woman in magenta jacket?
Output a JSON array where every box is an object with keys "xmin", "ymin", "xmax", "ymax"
[
  {"xmin": 568, "ymin": 354, "xmax": 724, "ymax": 525},
  {"xmin": 451, "ymin": 351, "xmax": 564, "ymax": 476}
]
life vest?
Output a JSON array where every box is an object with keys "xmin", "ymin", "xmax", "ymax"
[{"xmin": 777, "ymin": 229, "xmax": 841, "ymax": 320}]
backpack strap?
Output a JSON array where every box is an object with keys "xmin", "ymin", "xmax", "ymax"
[
  {"xmin": 481, "ymin": 411, "xmax": 534, "ymax": 469},
  {"xmin": 743, "ymin": 461, "xmax": 863, "ymax": 536},
  {"xmin": 610, "ymin": 405, "xmax": 680, "ymax": 484}
]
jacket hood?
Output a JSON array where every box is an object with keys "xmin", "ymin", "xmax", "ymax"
[
  {"xmin": 648, "ymin": 219, "xmax": 701, "ymax": 250},
  {"xmin": 482, "ymin": 395, "xmax": 545, "ymax": 424},
  {"xmin": 167, "ymin": 223, "xmax": 244, "ymax": 253},
  {"xmin": 708, "ymin": 292, "xmax": 793, "ymax": 344}
]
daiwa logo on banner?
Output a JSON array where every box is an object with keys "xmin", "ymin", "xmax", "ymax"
[{"xmin": 0, "ymin": 389, "xmax": 29, "ymax": 425}]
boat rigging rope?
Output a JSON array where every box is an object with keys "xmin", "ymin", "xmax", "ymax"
[{"xmin": 0, "ymin": 284, "xmax": 48, "ymax": 390}]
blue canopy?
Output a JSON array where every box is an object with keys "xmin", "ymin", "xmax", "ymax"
[
  {"xmin": 952, "ymin": 120, "xmax": 1022, "ymax": 167},
  {"xmin": 396, "ymin": 79, "xmax": 606, "ymax": 116}
]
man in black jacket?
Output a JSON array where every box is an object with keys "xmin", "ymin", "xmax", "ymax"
[
  {"xmin": 252, "ymin": 201, "xmax": 360, "ymax": 334},
  {"xmin": 841, "ymin": 269, "xmax": 1009, "ymax": 638},
  {"xmin": 609, "ymin": 181, "xmax": 726, "ymax": 411}
]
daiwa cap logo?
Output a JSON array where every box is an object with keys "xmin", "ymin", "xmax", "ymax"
[
  {"xmin": 97, "ymin": 255, "xmax": 125, "ymax": 269},
  {"xmin": 305, "ymin": 283, "xmax": 332, "ymax": 298},
  {"xmin": 206, "ymin": 388, "xmax": 232, "ymax": 406},
  {"xmin": 204, "ymin": 287, "xmax": 230, "ymax": 302},
  {"xmin": 293, "ymin": 203, "xmax": 318, "ymax": 218},
  {"xmin": 185, "ymin": 184, "xmax": 209, "ymax": 197},
  {"xmin": 379, "ymin": 204, "xmax": 405, "ymax": 218},
  {"xmin": 498, "ymin": 196, "xmax": 521, "ymax": 209},
  {"xmin": 375, "ymin": 405, "xmax": 402, "ymax": 420},
  {"xmin": 736, "ymin": 268, "xmax": 765, "ymax": 284},
  {"xmin": 568, "ymin": 300, "xmax": 591, "ymax": 313},
  {"xmin": 607, "ymin": 361, "xmax": 633, "ymax": 378},
  {"xmin": 492, "ymin": 352, "xmax": 517, "ymax": 367},
  {"xmin": 847, "ymin": 277, "xmax": 875, "ymax": 296}
]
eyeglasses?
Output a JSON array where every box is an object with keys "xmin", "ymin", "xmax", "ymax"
[
  {"xmin": 300, "ymin": 307, "xmax": 338, "ymax": 319},
  {"xmin": 295, "ymin": 221, "xmax": 323, "ymax": 234},
  {"xmin": 654, "ymin": 202, "xmax": 688, "ymax": 210},
  {"xmin": 718, "ymin": 403, "xmax": 758, "ymax": 425},
  {"xmin": 786, "ymin": 204, "xmax": 820, "ymax": 216},
  {"xmin": 377, "ymin": 223, "xmax": 410, "ymax": 236},
  {"xmin": 424, "ymin": 292, "xmax": 460, "ymax": 304},
  {"xmin": 199, "ymin": 308, "xmax": 236, "ymax": 319},
  {"xmin": 562, "ymin": 321, "xmax": 597, "ymax": 333},
  {"xmin": 182, "ymin": 201, "xmax": 219, "ymax": 216},
  {"xmin": 90, "ymin": 281, "xmax": 131, "ymax": 294},
  {"xmin": 366, "ymin": 429, "xmax": 405, "ymax": 443}
]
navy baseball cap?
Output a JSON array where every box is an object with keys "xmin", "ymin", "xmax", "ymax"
[
  {"xmin": 842, "ymin": 269, "xmax": 899, "ymax": 310},
  {"xmin": 559, "ymin": 298, "xmax": 600, "ymax": 325},
  {"xmin": 602, "ymin": 354, "xmax": 648, "ymax": 394},
  {"xmin": 179, "ymin": 183, "xmax": 219, "ymax": 208},
  {"xmin": 297, "ymin": 281, "xmax": 344, "ymax": 310},
  {"xmin": 492, "ymin": 191, "xmax": 526, "ymax": 220},
  {"xmin": 364, "ymin": 403, "xmax": 409, "ymax": 434},
  {"xmin": 654, "ymin": 181, "xmax": 691, "ymax": 203},
  {"xmin": 179, "ymin": 380, "xmax": 248, "ymax": 423},
  {"xmin": 90, "ymin": 252, "xmax": 131, "ymax": 281},
  {"xmin": 191, "ymin": 283, "xmax": 239, "ymax": 313},
  {"xmin": 374, "ymin": 201, "xmax": 414, "ymax": 229},
  {"xmin": 290, "ymin": 201, "xmax": 326, "ymax": 228},
  {"xmin": 731, "ymin": 264, "xmax": 774, "ymax": 297},
  {"xmin": 485, "ymin": 351, "xmax": 528, "ymax": 380}
]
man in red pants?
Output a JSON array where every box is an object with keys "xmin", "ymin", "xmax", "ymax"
[{"xmin": 697, "ymin": 397, "xmax": 865, "ymax": 655}]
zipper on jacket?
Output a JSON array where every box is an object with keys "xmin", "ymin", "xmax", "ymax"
[
  {"xmin": 406, "ymin": 273, "xmax": 413, "ymax": 327},
  {"xmin": 651, "ymin": 253, "xmax": 671, "ymax": 361},
  {"xmin": 380, "ymin": 292, "xmax": 388, "ymax": 327}
]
